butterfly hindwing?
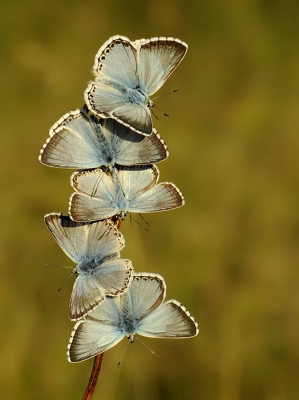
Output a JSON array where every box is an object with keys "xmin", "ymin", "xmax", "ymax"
[
  {"xmin": 68, "ymin": 319, "xmax": 124, "ymax": 362},
  {"xmin": 137, "ymin": 299, "xmax": 199, "ymax": 338}
]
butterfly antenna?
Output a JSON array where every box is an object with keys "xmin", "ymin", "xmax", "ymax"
[
  {"xmin": 139, "ymin": 213, "xmax": 150, "ymax": 226},
  {"xmin": 155, "ymin": 105, "xmax": 169, "ymax": 118},
  {"xmin": 130, "ymin": 213, "xmax": 133, "ymax": 228},
  {"xmin": 151, "ymin": 108, "xmax": 161, "ymax": 121},
  {"xmin": 135, "ymin": 337, "xmax": 159, "ymax": 359},
  {"xmin": 43, "ymin": 263, "xmax": 73, "ymax": 269},
  {"xmin": 56, "ymin": 270, "xmax": 76, "ymax": 294},
  {"xmin": 130, "ymin": 216, "xmax": 149, "ymax": 232},
  {"xmin": 117, "ymin": 340, "xmax": 131, "ymax": 368},
  {"xmin": 151, "ymin": 89, "xmax": 178, "ymax": 101}
]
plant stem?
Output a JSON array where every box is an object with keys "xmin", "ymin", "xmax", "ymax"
[
  {"xmin": 82, "ymin": 216, "xmax": 122, "ymax": 399},
  {"xmin": 82, "ymin": 353, "xmax": 104, "ymax": 400}
]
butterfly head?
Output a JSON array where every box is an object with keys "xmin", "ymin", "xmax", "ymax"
[
  {"xmin": 118, "ymin": 211, "xmax": 127, "ymax": 221},
  {"xmin": 127, "ymin": 334, "xmax": 135, "ymax": 343},
  {"xmin": 147, "ymin": 99, "xmax": 155, "ymax": 108}
]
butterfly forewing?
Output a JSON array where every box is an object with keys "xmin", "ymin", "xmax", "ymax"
[
  {"xmin": 39, "ymin": 109, "xmax": 107, "ymax": 169},
  {"xmin": 83, "ymin": 218, "xmax": 124, "ymax": 261},
  {"xmin": 137, "ymin": 38, "xmax": 188, "ymax": 95},
  {"xmin": 44, "ymin": 213, "xmax": 86, "ymax": 263},
  {"xmin": 117, "ymin": 165, "xmax": 159, "ymax": 200},
  {"xmin": 93, "ymin": 36, "xmax": 138, "ymax": 86},
  {"xmin": 120, "ymin": 273, "xmax": 166, "ymax": 322}
]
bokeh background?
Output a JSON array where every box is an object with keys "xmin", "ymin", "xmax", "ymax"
[{"xmin": 1, "ymin": 0, "xmax": 299, "ymax": 399}]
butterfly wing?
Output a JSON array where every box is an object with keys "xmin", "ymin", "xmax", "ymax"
[
  {"xmin": 119, "ymin": 273, "xmax": 166, "ymax": 323},
  {"xmin": 69, "ymin": 168, "xmax": 118, "ymax": 222},
  {"xmin": 137, "ymin": 37, "xmax": 188, "ymax": 95},
  {"xmin": 83, "ymin": 218, "xmax": 125, "ymax": 260},
  {"xmin": 103, "ymin": 118, "xmax": 168, "ymax": 165},
  {"xmin": 69, "ymin": 259, "xmax": 133, "ymax": 320},
  {"xmin": 137, "ymin": 299, "xmax": 199, "ymax": 338},
  {"xmin": 69, "ymin": 273, "xmax": 105, "ymax": 321},
  {"xmin": 92, "ymin": 35, "xmax": 138, "ymax": 87},
  {"xmin": 117, "ymin": 165, "xmax": 159, "ymax": 200},
  {"xmin": 44, "ymin": 213, "xmax": 87, "ymax": 263},
  {"xmin": 129, "ymin": 182, "xmax": 185, "ymax": 214},
  {"xmin": 39, "ymin": 108, "xmax": 110, "ymax": 169},
  {"xmin": 68, "ymin": 297, "xmax": 125, "ymax": 362}
]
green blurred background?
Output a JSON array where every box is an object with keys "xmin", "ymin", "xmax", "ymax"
[{"xmin": 1, "ymin": 0, "xmax": 299, "ymax": 399}]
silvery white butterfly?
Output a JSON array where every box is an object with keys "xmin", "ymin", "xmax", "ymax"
[
  {"xmin": 68, "ymin": 164, "xmax": 184, "ymax": 222},
  {"xmin": 67, "ymin": 273, "xmax": 199, "ymax": 362},
  {"xmin": 84, "ymin": 35, "xmax": 188, "ymax": 136},
  {"xmin": 44, "ymin": 213, "xmax": 133, "ymax": 320},
  {"xmin": 39, "ymin": 107, "xmax": 168, "ymax": 169}
]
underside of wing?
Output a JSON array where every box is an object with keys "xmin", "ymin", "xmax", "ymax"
[
  {"xmin": 84, "ymin": 219, "xmax": 125, "ymax": 261},
  {"xmin": 111, "ymin": 102, "xmax": 152, "ymax": 136},
  {"xmin": 137, "ymin": 300, "xmax": 199, "ymax": 338},
  {"xmin": 103, "ymin": 119, "xmax": 168, "ymax": 165},
  {"xmin": 97, "ymin": 259, "xmax": 133, "ymax": 297},
  {"xmin": 69, "ymin": 275, "xmax": 105, "ymax": 320},
  {"xmin": 119, "ymin": 273, "xmax": 166, "ymax": 322},
  {"xmin": 39, "ymin": 109, "xmax": 108, "ymax": 169},
  {"xmin": 137, "ymin": 37, "xmax": 188, "ymax": 95},
  {"xmin": 67, "ymin": 319, "xmax": 124, "ymax": 362},
  {"xmin": 92, "ymin": 36, "xmax": 138, "ymax": 87},
  {"xmin": 116, "ymin": 165, "xmax": 159, "ymax": 201},
  {"xmin": 44, "ymin": 213, "xmax": 87, "ymax": 263},
  {"xmin": 69, "ymin": 192, "xmax": 117, "ymax": 222},
  {"xmin": 128, "ymin": 182, "xmax": 184, "ymax": 213}
]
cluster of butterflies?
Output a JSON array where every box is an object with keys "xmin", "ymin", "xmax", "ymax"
[{"xmin": 39, "ymin": 35, "xmax": 198, "ymax": 364}]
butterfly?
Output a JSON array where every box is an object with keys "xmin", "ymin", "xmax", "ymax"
[
  {"xmin": 84, "ymin": 35, "xmax": 188, "ymax": 136},
  {"xmin": 39, "ymin": 107, "xmax": 168, "ymax": 169},
  {"xmin": 68, "ymin": 164, "xmax": 184, "ymax": 222},
  {"xmin": 44, "ymin": 213, "xmax": 133, "ymax": 320},
  {"xmin": 67, "ymin": 272, "xmax": 199, "ymax": 362}
]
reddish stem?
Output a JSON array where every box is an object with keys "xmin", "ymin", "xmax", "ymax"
[{"xmin": 82, "ymin": 353, "xmax": 104, "ymax": 400}]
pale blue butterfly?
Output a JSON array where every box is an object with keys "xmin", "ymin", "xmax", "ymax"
[
  {"xmin": 39, "ymin": 107, "xmax": 168, "ymax": 169},
  {"xmin": 84, "ymin": 35, "xmax": 188, "ymax": 136},
  {"xmin": 67, "ymin": 272, "xmax": 199, "ymax": 362},
  {"xmin": 44, "ymin": 213, "xmax": 133, "ymax": 320},
  {"xmin": 68, "ymin": 164, "xmax": 184, "ymax": 222}
]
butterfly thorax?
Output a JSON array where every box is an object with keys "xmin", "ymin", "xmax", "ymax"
[
  {"xmin": 127, "ymin": 87, "xmax": 149, "ymax": 106},
  {"xmin": 77, "ymin": 258, "xmax": 98, "ymax": 275}
]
